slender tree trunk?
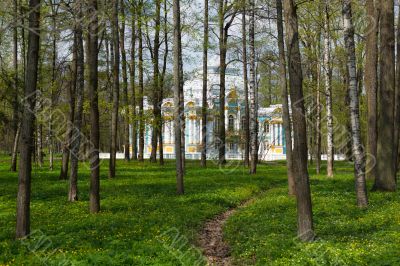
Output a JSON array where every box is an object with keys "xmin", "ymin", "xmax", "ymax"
[
  {"xmin": 218, "ymin": 0, "xmax": 226, "ymax": 165},
  {"xmin": 130, "ymin": 7, "xmax": 138, "ymax": 161},
  {"xmin": 37, "ymin": 123, "xmax": 43, "ymax": 167},
  {"xmin": 173, "ymin": 0, "xmax": 184, "ymax": 194},
  {"xmin": 365, "ymin": 0, "xmax": 379, "ymax": 180},
  {"xmin": 343, "ymin": 0, "xmax": 368, "ymax": 207},
  {"xmin": 316, "ymin": 66, "xmax": 322, "ymax": 174},
  {"xmin": 276, "ymin": 0, "xmax": 295, "ymax": 195},
  {"xmin": 242, "ymin": 3, "xmax": 250, "ymax": 168},
  {"xmin": 201, "ymin": 0, "xmax": 209, "ymax": 168},
  {"xmin": 69, "ymin": 7, "xmax": 84, "ymax": 202},
  {"xmin": 138, "ymin": 0, "xmax": 145, "ymax": 162},
  {"xmin": 16, "ymin": 0, "xmax": 40, "ymax": 239},
  {"xmin": 11, "ymin": 124, "xmax": 21, "ymax": 172},
  {"xmin": 49, "ymin": 1, "xmax": 57, "ymax": 171},
  {"xmin": 283, "ymin": 0, "xmax": 314, "ymax": 242},
  {"xmin": 374, "ymin": 0, "xmax": 396, "ymax": 191},
  {"xmin": 60, "ymin": 25, "xmax": 78, "ymax": 180},
  {"xmin": 109, "ymin": 0, "xmax": 120, "ymax": 178},
  {"xmin": 179, "ymin": 36, "xmax": 185, "ymax": 173},
  {"xmin": 10, "ymin": 0, "xmax": 19, "ymax": 172},
  {"xmin": 159, "ymin": 0, "xmax": 168, "ymax": 166},
  {"xmin": 88, "ymin": 0, "xmax": 100, "ymax": 213},
  {"xmin": 394, "ymin": 5, "xmax": 400, "ymax": 175},
  {"xmin": 120, "ymin": 0, "xmax": 130, "ymax": 162},
  {"xmin": 323, "ymin": 0, "xmax": 334, "ymax": 177},
  {"xmin": 150, "ymin": 0, "xmax": 162, "ymax": 163},
  {"xmin": 249, "ymin": 0, "xmax": 257, "ymax": 174}
]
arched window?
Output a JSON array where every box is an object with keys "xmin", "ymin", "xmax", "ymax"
[{"xmin": 228, "ymin": 115, "xmax": 235, "ymax": 131}]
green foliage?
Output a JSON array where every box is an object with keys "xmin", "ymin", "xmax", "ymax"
[{"xmin": 225, "ymin": 162, "xmax": 400, "ymax": 265}]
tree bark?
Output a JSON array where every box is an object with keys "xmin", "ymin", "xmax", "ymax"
[
  {"xmin": 343, "ymin": 0, "xmax": 368, "ymax": 207},
  {"xmin": 16, "ymin": 0, "xmax": 40, "ymax": 239},
  {"xmin": 138, "ymin": 0, "xmax": 145, "ymax": 162},
  {"xmin": 242, "ymin": 2, "xmax": 250, "ymax": 168},
  {"xmin": 69, "ymin": 6, "xmax": 84, "ymax": 202},
  {"xmin": 249, "ymin": 0, "xmax": 257, "ymax": 174},
  {"xmin": 159, "ymin": 0, "xmax": 169, "ymax": 166},
  {"xmin": 283, "ymin": 0, "xmax": 314, "ymax": 242},
  {"xmin": 11, "ymin": 123, "xmax": 21, "ymax": 172},
  {"xmin": 48, "ymin": 0, "xmax": 58, "ymax": 171},
  {"xmin": 365, "ymin": 0, "xmax": 379, "ymax": 181},
  {"xmin": 374, "ymin": 0, "xmax": 397, "ymax": 191},
  {"xmin": 276, "ymin": 0, "xmax": 295, "ymax": 195},
  {"xmin": 150, "ymin": 0, "xmax": 162, "ymax": 163},
  {"xmin": 394, "ymin": 4, "xmax": 400, "ymax": 175},
  {"xmin": 218, "ymin": 0, "xmax": 226, "ymax": 165},
  {"xmin": 323, "ymin": 0, "xmax": 334, "ymax": 178},
  {"xmin": 173, "ymin": 0, "xmax": 184, "ymax": 194},
  {"xmin": 316, "ymin": 69, "xmax": 322, "ymax": 175},
  {"xmin": 120, "ymin": 0, "xmax": 130, "ymax": 162},
  {"xmin": 109, "ymin": 0, "xmax": 120, "ymax": 178},
  {"xmin": 59, "ymin": 44, "xmax": 76, "ymax": 180},
  {"xmin": 10, "ymin": 0, "xmax": 19, "ymax": 172},
  {"xmin": 88, "ymin": 0, "xmax": 100, "ymax": 213},
  {"xmin": 130, "ymin": 5, "xmax": 138, "ymax": 161},
  {"xmin": 201, "ymin": 0, "xmax": 209, "ymax": 168}
]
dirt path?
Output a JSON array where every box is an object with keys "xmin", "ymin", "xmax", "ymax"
[{"xmin": 197, "ymin": 198, "xmax": 257, "ymax": 265}]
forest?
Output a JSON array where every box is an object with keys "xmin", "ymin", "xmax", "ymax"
[{"xmin": 0, "ymin": 0, "xmax": 399, "ymax": 265}]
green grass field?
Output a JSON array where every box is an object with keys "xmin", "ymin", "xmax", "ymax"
[{"xmin": 0, "ymin": 157, "xmax": 399, "ymax": 265}]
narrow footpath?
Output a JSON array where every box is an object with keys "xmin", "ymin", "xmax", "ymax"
[{"xmin": 197, "ymin": 197, "xmax": 259, "ymax": 265}]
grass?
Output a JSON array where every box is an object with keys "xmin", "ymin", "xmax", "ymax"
[
  {"xmin": 225, "ymin": 162, "xmax": 400, "ymax": 265},
  {"xmin": 0, "ymin": 156, "xmax": 283, "ymax": 265},
  {"xmin": 0, "ymin": 156, "xmax": 399, "ymax": 265}
]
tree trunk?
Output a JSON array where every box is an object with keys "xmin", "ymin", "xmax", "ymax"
[
  {"xmin": 242, "ymin": 2, "xmax": 250, "ymax": 168},
  {"xmin": 365, "ymin": 0, "xmax": 379, "ymax": 181},
  {"xmin": 343, "ymin": 0, "xmax": 368, "ymax": 207},
  {"xmin": 276, "ymin": 0, "xmax": 295, "ymax": 195},
  {"xmin": 16, "ymin": 0, "xmax": 40, "ymax": 239},
  {"xmin": 283, "ymin": 0, "xmax": 314, "ymax": 242},
  {"xmin": 150, "ymin": 0, "xmax": 162, "ymax": 163},
  {"xmin": 130, "ymin": 6, "xmax": 138, "ymax": 161},
  {"xmin": 120, "ymin": 0, "xmax": 130, "ymax": 162},
  {"xmin": 159, "ymin": 0, "xmax": 169, "ymax": 166},
  {"xmin": 249, "ymin": 0, "xmax": 257, "ymax": 174},
  {"xmin": 374, "ymin": 0, "xmax": 396, "ymax": 191},
  {"xmin": 11, "ymin": 124, "xmax": 21, "ymax": 172},
  {"xmin": 36, "ymin": 123, "xmax": 43, "ymax": 167},
  {"xmin": 59, "ymin": 46, "xmax": 76, "ymax": 180},
  {"xmin": 179, "ymin": 35, "xmax": 185, "ymax": 173},
  {"xmin": 394, "ymin": 5, "xmax": 400, "ymax": 175},
  {"xmin": 316, "ymin": 60, "xmax": 322, "ymax": 174},
  {"xmin": 69, "ymin": 7, "xmax": 84, "ymax": 202},
  {"xmin": 88, "ymin": 0, "xmax": 100, "ymax": 213},
  {"xmin": 109, "ymin": 0, "xmax": 120, "ymax": 178},
  {"xmin": 201, "ymin": 0, "xmax": 209, "ymax": 168},
  {"xmin": 10, "ymin": 0, "xmax": 19, "ymax": 172},
  {"xmin": 173, "ymin": 0, "xmax": 184, "ymax": 195},
  {"xmin": 218, "ymin": 0, "xmax": 226, "ymax": 165},
  {"xmin": 138, "ymin": 0, "xmax": 145, "ymax": 162},
  {"xmin": 49, "ymin": 1, "xmax": 57, "ymax": 171},
  {"xmin": 323, "ymin": 0, "xmax": 334, "ymax": 178}
]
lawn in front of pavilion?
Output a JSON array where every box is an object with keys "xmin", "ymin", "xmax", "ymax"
[
  {"xmin": 1, "ymin": 156, "xmax": 399, "ymax": 265},
  {"xmin": 0, "ymin": 156, "xmax": 282, "ymax": 265}
]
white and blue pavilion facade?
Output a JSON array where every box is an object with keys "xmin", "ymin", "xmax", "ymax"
[{"xmin": 131, "ymin": 66, "xmax": 287, "ymax": 161}]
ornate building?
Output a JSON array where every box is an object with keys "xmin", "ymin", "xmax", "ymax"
[{"xmin": 132, "ymin": 65, "xmax": 287, "ymax": 161}]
